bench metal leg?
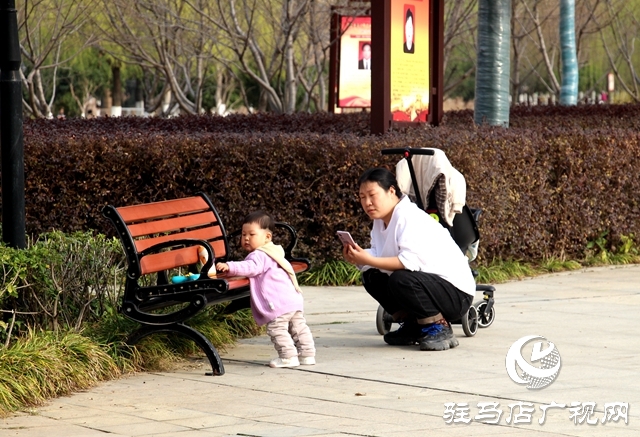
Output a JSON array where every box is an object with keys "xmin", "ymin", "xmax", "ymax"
[{"xmin": 127, "ymin": 323, "xmax": 225, "ymax": 376}]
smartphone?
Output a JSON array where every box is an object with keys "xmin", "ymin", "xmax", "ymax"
[{"xmin": 336, "ymin": 231, "xmax": 357, "ymax": 247}]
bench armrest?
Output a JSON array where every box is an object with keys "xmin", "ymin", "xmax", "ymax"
[{"xmin": 274, "ymin": 222, "xmax": 299, "ymax": 258}]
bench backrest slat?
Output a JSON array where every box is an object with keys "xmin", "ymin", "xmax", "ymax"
[
  {"xmin": 127, "ymin": 211, "xmax": 218, "ymax": 238},
  {"xmin": 117, "ymin": 197, "xmax": 210, "ymax": 222},
  {"xmin": 140, "ymin": 247, "xmax": 200, "ymax": 275},
  {"xmin": 134, "ymin": 226, "xmax": 224, "ymax": 253},
  {"xmin": 139, "ymin": 240, "xmax": 227, "ymax": 275}
]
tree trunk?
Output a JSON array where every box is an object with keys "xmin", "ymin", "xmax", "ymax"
[
  {"xmin": 474, "ymin": 0, "xmax": 511, "ymax": 127},
  {"xmin": 135, "ymin": 78, "xmax": 144, "ymax": 115},
  {"xmin": 559, "ymin": 0, "xmax": 578, "ymax": 105},
  {"xmin": 103, "ymin": 88, "xmax": 112, "ymax": 117},
  {"xmin": 285, "ymin": 31, "xmax": 297, "ymax": 113},
  {"xmin": 111, "ymin": 66, "xmax": 122, "ymax": 116}
]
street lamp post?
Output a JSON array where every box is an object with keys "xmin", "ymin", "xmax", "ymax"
[{"xmin": 0, "ymin": 0, "xmax": 26, "ymax": 248}]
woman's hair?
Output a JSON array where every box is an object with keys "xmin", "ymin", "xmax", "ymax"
[
  {"xmin": 243, "ymin": 210, "xmax": 275, "ymax": 233},
  {"xmin": 358, "ymin": 168, "xmax": 402, "ymax": 198}
]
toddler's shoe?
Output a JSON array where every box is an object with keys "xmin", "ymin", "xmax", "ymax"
[
  {"xmin": 269, "ymin": 356, "xmax": 300, "ymax": 368},
  {"xmin": 299, "ymin": 356, "xmax": 316, "ymax": 365}
]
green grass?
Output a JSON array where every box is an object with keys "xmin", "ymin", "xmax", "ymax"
[
  {"xmin": 300, "ymin": 238, "xmax": 640, "ymax": 287},
  {"xmin": 299, "ymin": 260, "xmax": 363, "ymax": 286},
  {"xmin": 0, "ymin": 330, "xmax": 120, "ymax": 416},
  {"xmin": 474, "ymin": 234, "xmax": 640, "ymax": 284},
  {"xmin": 473, "ymin": 257, "xmax": 585, "ymax": 284},
  {"xmin": 0, "ymin": 304, "xmax": 261, "ymax": 417},
  {"xmin": 299, "ymin": 257, "xmax": 603, "ymax": 288},
  {"xmin": 84, "ymin": 303, "xmax": 261, "ymax": 372}
]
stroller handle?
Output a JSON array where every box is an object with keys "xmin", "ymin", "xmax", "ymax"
[
  {"xmin": 381, "ymin": 148, "xmax": 435, "ymax": 156},
  {"xmin": 381, "ymin": 147, "xmax": 435, "ymax": 211}
]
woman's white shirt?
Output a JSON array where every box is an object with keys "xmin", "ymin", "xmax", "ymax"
[{"xmin": 365, "ymin": 195, "xmax": 476, "ymax": 296}]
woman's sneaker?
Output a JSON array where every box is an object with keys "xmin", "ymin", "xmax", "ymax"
[
  {"xmin": 383, "ymin": 320, "xmax": 422, "ymax": 345},
  {"xmin": 418, "ymin": 322, "xmax": 459, "ymax": 351},
  {"xmin": 269, "ymin": 356, "xmax": 300, "ymax": 368}
]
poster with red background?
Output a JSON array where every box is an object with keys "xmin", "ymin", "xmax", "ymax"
[{"xmin": 338, "ymin": 16, "xmax": 372, "ymax": 108}]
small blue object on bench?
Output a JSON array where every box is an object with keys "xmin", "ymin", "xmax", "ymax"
[{"xmin": 102, "ymin": 192, "xmax": 310, "ymax": 375}]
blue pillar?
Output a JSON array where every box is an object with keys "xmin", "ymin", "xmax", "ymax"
[
  {"xmin": 474, "ymin": 0, "xmax": 511, "ymax": 127},
  {"xmin": 559, "ymin": 0, "xmax": 578, "ymax": 105},
  {"xmin": 0, "ymin": 0, "xmax": 26, "ymax": 248}
]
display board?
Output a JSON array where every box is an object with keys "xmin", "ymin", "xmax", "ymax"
[
  {"xmin": 370, "ymin": 0, "xmax": 443, "ymax": 134},
  {"xmin": 389, "ymin": 0, "xmax": 430, "ymax": 122},
  {"xmin": 337, "ymin": 16, "xmax": 372, "ymax": 108}
]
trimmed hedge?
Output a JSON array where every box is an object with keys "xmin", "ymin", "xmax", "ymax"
[{"xmin": 4, "ymin": 105, "xmax": 640, "ymax": 264}]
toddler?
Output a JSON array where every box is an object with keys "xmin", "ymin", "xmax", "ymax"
[{"xmin": 216, "ymin": 211, "xmax": 316, "ymax": 368}]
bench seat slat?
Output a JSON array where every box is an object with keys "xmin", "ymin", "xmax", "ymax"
[
  {"xmin": 225, "ymin": 276, "xmax": 250, "ymax": 290},
  {"xmin": 290, "ymin": 261, "xmax": 309, "ymax": 274},
  {"xmin": 139, "ymin": 256, "xmax": 308, "ymax": 279},
  {"xmin": 127, "ymin": 211, "xmax": 219, "ymax": 238},
  {"xmin": 117, "ymin": 197, "xmax": 210, "ymax": 222},
  {"xmin": 222, "ymin": 262, "xmax": 307, "ymax": 290}
]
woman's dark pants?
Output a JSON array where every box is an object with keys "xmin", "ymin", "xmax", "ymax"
[{"xmin": 362, "ymin": 268, "xmax": 472, "ymax": 322}]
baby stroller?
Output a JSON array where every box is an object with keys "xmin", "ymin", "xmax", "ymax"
[{"xmin": 375, "ymin": 148, "xmax": 496, "ymax": 337}]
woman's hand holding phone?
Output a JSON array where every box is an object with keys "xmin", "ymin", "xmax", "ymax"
[
  {"xmin": 338, "ymin": 231, "xmax": 369, "ymax": 266},
  {"xmin": 336, "ymin": 231, "xmax": 357, "ymax": 247}
]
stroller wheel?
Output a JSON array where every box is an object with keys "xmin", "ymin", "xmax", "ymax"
[
  {"xmin": 462, "ymin": 305, "xmax": 479, "ymax": 337},
  {"xmin": 376, "ymin": 305, "xmax": 392, "ymax": 335},
  {"xmin": 475, "ymin": 301, "xmax": 496, "ymax": 328}
]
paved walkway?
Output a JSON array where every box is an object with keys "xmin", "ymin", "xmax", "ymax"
[{"xmin": 2, "ymin": 265, "xmax": 639, "ymax": 436}]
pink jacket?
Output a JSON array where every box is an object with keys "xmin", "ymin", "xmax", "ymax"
[{"xmin": 226, "ymin": 249, "xmax": 304, "ymax": 326}]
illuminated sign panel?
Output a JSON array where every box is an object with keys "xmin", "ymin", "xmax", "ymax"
[
  {"xmin": 390, "ymin": 0, "xmax": 430, "ymax": 122},
  {"xmin": 338, "ymin": 16, "xmax": 372, "ymax": 108}
]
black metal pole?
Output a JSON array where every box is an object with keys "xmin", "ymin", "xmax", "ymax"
[
  {"xmin": 0, "ymin": 0, "xmax": 26, "ymax": 248},
  {"xmin": 370, "ymin": 0, "xmax": 391, "ymax": 135},
  {"xmin": 429, "ymin": 0, "xmax": 444, "ymax": 126}
]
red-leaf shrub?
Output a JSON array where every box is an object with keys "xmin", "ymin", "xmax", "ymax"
[{"xmin": 3, "ymin": 105, "xmax": 639, "ymax": 264}]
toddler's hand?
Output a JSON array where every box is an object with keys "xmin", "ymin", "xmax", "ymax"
[{"xmin": 216, "ymin": 262, "xmax": 229, "ymax": 273}]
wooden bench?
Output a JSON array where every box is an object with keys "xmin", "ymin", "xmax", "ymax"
[{"xmin": 102, "ymin": 192, "xmax": 310, "ymax": 375}]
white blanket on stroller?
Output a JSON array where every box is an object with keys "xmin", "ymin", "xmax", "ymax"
[{"xmin": 395, "ymin": 148, "xmax": 466, "ymax": 227}]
